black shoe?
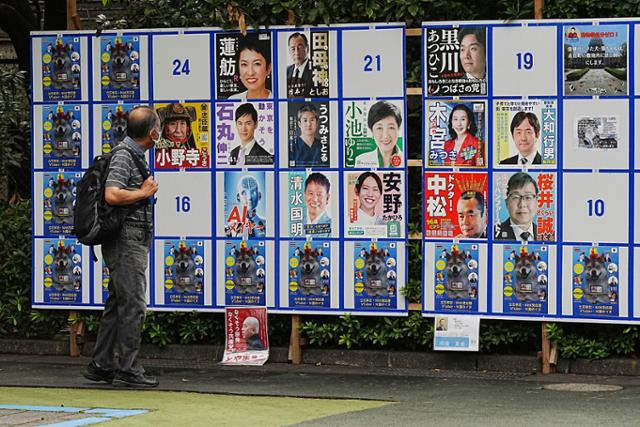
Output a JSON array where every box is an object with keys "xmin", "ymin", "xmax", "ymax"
[
  {"xmin": 83, "ymin": 361, "xmax": 114, "ymax": 384},
  {"xmin": 113, "ymin": 372, "xmax": 159, "ymax": 388}
]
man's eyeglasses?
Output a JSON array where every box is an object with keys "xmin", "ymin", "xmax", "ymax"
[{"xmin": 506, "ymin": 193, "xmax": 537, "ymax": 203}]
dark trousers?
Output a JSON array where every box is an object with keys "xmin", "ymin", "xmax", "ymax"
[{"xmin": 92, "ymin": 223, "xmax": 151, "ymax": 375}]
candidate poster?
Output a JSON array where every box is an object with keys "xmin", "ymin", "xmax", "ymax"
[
  {"xmin": 154, "ymin": 102, "xmax": 210, "ymax": 169},
  {"xmin": 214, "ymin": 101, "xmax": 275, "ymax": 167},
  {"xmin": 353, "ymin": 241, "xmax": 399, "ymax": 310},
  {"xmin": 423, "ymin": 172, "xmax": 488, "ymax": 239},
  {"xmin": 282, "ymin": 30, "xmax": 331, "ymax": 98},
  {"xmin": 425, "ymin": 100, "xmax": 487, "ymax": 168},
  {"xmin": 494, "ymin": 99, "xmax": 557, "ymax": 166},
  {"xmin": 345, "ymin": 171, "xmax": 405, "ymax": 239},
  {"xmin": 42, "ymin": 172, "xmax": 80, "ymax": 237},
  {"xmin": 287, "ymin": 241, "xmax": 332, "ymax": 309},
  {"xmin": 493, "ymin": 172, "xmax": 557, "ymax": 242},
  {"xmin": 343, "ymin": 99, "xmax": 405, "ymax": 168},
  {"xmin": 433, "ymin": 243, "xmax": 480, "ymax": 313},
  {"xmin": 41, "ymin": 36, "xmax": 82, "ymax": 101},
  {"xmin": 161, "ymin": 240, "xmax": 205, "ymax": 306},
  {"xmin": 221, "ymin": 307, "xmax": 269, "ymax": 365},
  {"xmin": 99, "ymin": 35, "xmax": 141, "ymax": 100},
  {"xmin": 41, "ymin": 104, "xmax": 83, "ymax": 170},
  {"xmin": 97, "ymin": 102, "xmax": 140, "ymax": 154},
  {"xmin": 425, "ymin": 26, "xmax": 487, "ymax": 96},
  {"xmin": 224, "ymin": 171, "xmax": 267, "ymax": 238},
  {"xmin": 286, "ymin": 101, "xmax": 330, "ymax": 168},
  {"xmin": 284, "ymin": 171, "xmax": 338, "ymax": 238},
  {"xmin": 572, "ymin": 246, "xmax": 619, "ymax": 317},
  {"xmin": 564, "ymin": 24, "xmax": 627, "ymax": 96},
  {"xmin": 223, "ymin": 240, "xmax": 266, "ymax": 306},
  {"xmin": 42, "ymin": 239, "xmax": 84, "ymax": 304},
  {"xmin": 215, "ymin": 32, "xmax": 273, "ymax": 100},
  {"xmin": 502, "ymin": 244, "xmax": 549, "ymax": 315}
]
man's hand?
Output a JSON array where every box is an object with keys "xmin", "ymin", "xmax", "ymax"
[{"xmin": 141, "ymin": 176, "xmax": 159, "ymax": 198}]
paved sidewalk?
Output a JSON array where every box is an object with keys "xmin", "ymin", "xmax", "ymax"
[{"xmin": 1, "ymin": 354, "xmax": 640, "ymax": 426}]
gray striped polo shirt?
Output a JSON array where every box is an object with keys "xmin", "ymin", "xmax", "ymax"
[{"xmin": 105, "ymin": 136, "xmax": 152, "ymax": 224}]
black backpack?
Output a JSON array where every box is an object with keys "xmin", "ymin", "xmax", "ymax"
[{"xmin": 73, "ymin": 144, "xmax": 149, "ymax": 248}]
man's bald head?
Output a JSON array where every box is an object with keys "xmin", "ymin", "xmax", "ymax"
[
  {"xmin": 127, "ymin": 106, "xmax": 160, "ymax": 140},
  {"xmin": 242, "ymin": 316, "xmax": 259, "ymax": 338}
]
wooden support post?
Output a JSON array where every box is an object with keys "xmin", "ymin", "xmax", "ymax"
[
  {"xmin": 289, "ymin": 314, "xmax": 302, "ymax": 365},
  {"xmin": 66, "ymin": 0, "xmax": 82, "ymax": 30},
  {"xmin": 69, "ymin": 311, "xmax": 85, "ymax": 357},
  {"xmin": 541, "ymin": 322, "xmax": 555, "ymax": 374},
  {"xmin": 534, "ymin": 0, "xmax": 544, "ymax": 19}
]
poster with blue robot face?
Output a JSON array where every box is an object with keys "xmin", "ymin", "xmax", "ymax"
[
  {"xmin": 42, "ymin": 172, "xmax": 80, "ymax": 237},
  {"xmin": 224, "ymin": 171, "xmax": 267, "ymax": 238},
  {"xmin": 41, "ymin": 104, "xmax": 83, "ymax": 170},
  {"xmin": 100, "ymin": 35, "xmax": 141, "ymax": 100},
  {"xmin": 433, "ymin": 243, "xmax": 479, "ymax": 313},
  {"xmin": 287, "ymin": 241, "xmax": 331, "ymax": 308},
  {"xmin": 572, "ymin": 246, "xmax": 619, "ymax": 317},
  {"xmin": 502, "ymin": 244, "xmax": 549, "ymax": 315},
  {"xmin": 224, "ymin": 240, "xmax": 266, "ymax": 306},
  {"xmin": 353, "ymin": 241, "xmax": 398, "ymax": 310},
  {"xmin": 41, "ymin": 36, "xmax": 82, "ymax": 101},
  {"xmin": 42, "ymin": 239, "xmax": 83, "ymax": 304},
  {"xmin": 162, "ymin": 240, "xmax": 205, "ymax": 306}
]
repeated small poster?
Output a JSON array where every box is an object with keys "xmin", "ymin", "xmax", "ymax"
[
  {"xmin": 215, "ymin": 101, "xmax": 275, "ymax": 167},
  {"xmin": 284, "ymin": 30, "xmax": 331, "ymax": 98},
  {"xmin": 42, "ymin": 104, "xmax": 83, "ymax": 170},
  {"xmin": 424, "ymin": 172, "xmax": 488, "ymax": 239},
  {"xmin": 42, "ymin": 172, "xmax": 80, "ymax": 237},
  {"xmin": 224, "ymin": 171, "xmax": 267, "ymax": 238},
  {"xmin": 493, "ymin": 172, "xmax": 557, "ymax": 242},
  {"xmin": 99, "ymin": 102, "xmax": 140, "ymax": 154},
  {"xmin": 425, "ymin": 100, "xmax": 487, "ymax": 167},
  {"xmin": 287, "ymin": 241, "xmax": 331, "ymax": 308},
  {"xmin": 215, "ymin": 32, "xmax": 273, "ymax": 100},
  {"xmin": 100, "ymin": 260, "xmax": 110, "ymax": 303},
  {"xmin": 564, "ymin": 24, "xmax": 627, "ymax": 96},
  {"xmin": 154, "ymin": 102, "xmax": 210, "ymax": 169},
  {"xmin": 41, "ymin": 36, "xmax": 82, "ymax": 101},
  {"xmin": 343, "ymin": 99, "xmax": 404, "ymax": 168},
  {"xmin": 425, "ymin": 26, "xmax": 487, "ymax": 96},
  {"xmin": 502, "ymin": 245, "xmax": 549, "ymax": 315},
  {"xmin": 221, "ymin": 307, "xmax": 269, "ymax": 365},
  {"xmin": 494, "ymin": 99, "xmax": 557, "ymax": 166},
  {"xmin": 42, "ymin": 239, "xmax": 83, "ymax": 304},
  {"xmin": 346, "ymin": 171, "xmax": 404, "ymax": 238},
  {"xmin": 99, "ymin": 35, "xmax": 141, "ymax": 100},
  {"xmin": 287, "ymin": 101, "xmax": 330, "ymax": 168},
  {"xmin": 223, "ymin": 240, "xmax": 266, "ymax": 306},
  {"xmin": 286, "ymin": 171, "xmax": 337, "ymax": 238},
  {"xmin": 162, "ymin": 239, "xmax": 205, "ymax": 306},
  {"xmin": 353, "ymin": 241, "xmax": 399, "ymax": 310},
  {"xmin": 572, "ymin": 246, "xmax": 619, "ymax": 317},
  {"xmin": 433, "ymin": 243, "xmax": 479, "ymax": 313}
]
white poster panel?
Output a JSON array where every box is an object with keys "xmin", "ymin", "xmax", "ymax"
[
  {"xmin": 491, "ymin": 244, "xmax": 557, "ymax": 316},
  {"xmin": 636, "ymin": 174, "xmax": 640, "ymax": 244},
  {"xmin": 492, "ymin": 26, "xmax": 557, "ymax": 97},
  {"xmin": 563, "ymin": 172, "xmax": 629, "ymax": 244},
  {"xmin": 215, "ymin": 240, "xmax": 276, "ymax": 309},
  {"xmin": 154, "ymin": 171, "xmax": 212, "ymax": 237},
  {"xmin": 562, "ymin": 99, "xmax": 629, "ymax": 170},
  {"xmin": 277, "ymin": 240, "xmax": 340, "ymax": 312},
  {"xmin": 343, "ymin": 241, "xmax": 407, "ymax": 315},
  {"xmin": 152, "ymin": 33, "xmax": 210, "ymax": 100},
  {"xmin": 341, "ymin": 27, "xmax": 404, "ymax": 98}
]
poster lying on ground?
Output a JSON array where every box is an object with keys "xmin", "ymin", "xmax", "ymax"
[{"xmin": 221, "ymin": 307, "xmax": 269, "ymax": 365}]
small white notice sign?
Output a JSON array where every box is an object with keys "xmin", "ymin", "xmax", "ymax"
[{"xmin": 433, "ymin": 315, "xmax": 480, "ymax": 351}]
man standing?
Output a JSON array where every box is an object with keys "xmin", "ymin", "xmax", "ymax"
[
  {"xmin": 286, "ymin": 32, "xmax": 313, "ymax": 97},
  {"xmin": 229, "ymin": 103, "xmax": 272, "ymax": 165},
  {"xmin": 495, "ymin": 172, "xmax": 539, "ymax": 241},
  {"xmin": 83, "ymin": 106, "xmax": 160, "ymax": 387},
  {"xmin": 455, "ymin": 191, "xmax": 487, "ymax": 238},
  {"xmin": 499, "ymin": 112, "xmax": 542, "ymax": 165}
]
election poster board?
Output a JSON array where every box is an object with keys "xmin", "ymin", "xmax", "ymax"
[
  {"xmin": 423, "ymin": 18, "xmax": 640, "ymax": 324},
  {"xmin": 30, "ymin": 23, "xmax": 408, "ymax": 314}
]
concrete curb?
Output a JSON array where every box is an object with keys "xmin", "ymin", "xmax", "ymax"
[{"xmin": 2, "ymin": 338, "xmax": 639, "ymax": 376}]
